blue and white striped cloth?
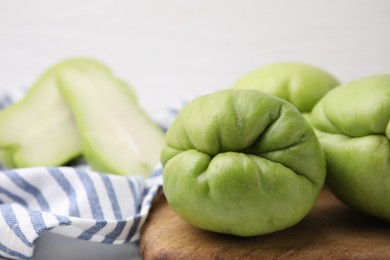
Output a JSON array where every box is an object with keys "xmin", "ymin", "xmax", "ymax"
[{"xmin": 0, "ymin": 88, "xmax": 182, "ymax": 260}]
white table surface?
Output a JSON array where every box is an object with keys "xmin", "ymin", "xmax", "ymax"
[
  {"xmin": 0, "ymin": 1, "xmax": 389, "ymax": 259},
  {"xmin": 32, "ymin": 233, "xmax": 142, "ymax": 260}
]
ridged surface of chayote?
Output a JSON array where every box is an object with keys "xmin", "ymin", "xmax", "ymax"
[
  {"xmin": 310, "ymin": 75, "xmax": 390, "ymax": 221},
  {"xmin": 162, "ymin": 89, "xmax": 326, "ymax": 236}
]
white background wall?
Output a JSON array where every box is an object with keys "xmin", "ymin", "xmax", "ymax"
[
  {"xmin": 1, "ymin": 0, "xmax": 389, "ymax": 118},
  {"xmin": 0, "ymin": 1, "xmax": 389, "ymax": 259}
]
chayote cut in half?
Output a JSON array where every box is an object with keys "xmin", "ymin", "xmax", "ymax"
[
  {"xmin": 310, "ymin": 75, "xmax": 390, "ymax": 221},
  {"xmin": 161, "ymin": 89, "xmax": 326, "ymax": 236},
  {"xmin": 232, "ymin": 62, "xmax": 339, "ymax": 112}
]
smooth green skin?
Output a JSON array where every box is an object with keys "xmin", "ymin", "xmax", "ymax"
[
  {"xmin": 0, "ymin": 148, "xmax": 14, "ymax": 168},
  {"xmin": 0, "ymin": 58, "xmax": 110, "ymax": 168},
  {"xmin": 162, "ymin": 89, "xmax": 326, "ymax": 236},
  {"xmin": 310, "ymin": 75, "xmax": 390, "ymax": 221},
  {"xmin": 232, "ymin": 62, "xmax": 339, "ymax": 112},
  {"xmin": 57, "ymin": 66, "xmax": 165, "ymax": 177}
]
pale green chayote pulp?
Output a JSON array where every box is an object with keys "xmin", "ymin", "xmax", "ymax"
[
  {"xmin": 161, "ymin": 89, "xmax": 326, "ymax": 236},
  {"xmin": 310, "ymin": 75, "xmax": 390, "ymax": 221}
]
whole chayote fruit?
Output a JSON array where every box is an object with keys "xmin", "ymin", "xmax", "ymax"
[
  {"xmin": 232, "ymin": 62, "xmax": 339, "ymax": 112},
  {"xmin": 161, "ymin": 89, "xmax": 326, "ymax": 236},
  {"xmin": 310, "ymin": 75, "xmax": 390, "ymax": 221}
]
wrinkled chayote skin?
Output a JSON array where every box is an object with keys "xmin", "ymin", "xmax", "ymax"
[
  {"xmin": 161, "ymin": 89, "xmax": 326, "ymax": 236},
  {"xmin": 310, "ymin": 75, "xmax": 390, "ymax": 221},
  {"xmin": 232, "ymin": 62, "xmax": 340, "ymax": 112}
]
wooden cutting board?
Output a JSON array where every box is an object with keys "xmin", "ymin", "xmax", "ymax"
[{"xmin": 140, "ymin": 187, "xmax": 390, "ymax": 259}]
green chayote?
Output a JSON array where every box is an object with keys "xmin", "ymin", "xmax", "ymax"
[
  {"xmin": 232, "ymin": 62, "xmax": 339, "ymax": 112},
  {"xmin": 310, "ymin": 75, "xmax": 390, "ymax": 221},
  {"xmin": 0, "ymin": 57, "xmax": 163, "ymax": 177},
  {"xmin": 0, "ymin": 58, "xmax": 108, "ymax": 167},
  {"xmin": 161, "ymin": 89, "xmax": 326, "ymax": 236}
]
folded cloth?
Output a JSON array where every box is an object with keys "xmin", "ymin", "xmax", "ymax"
[
  {"xmin": 0, "ymin": 167, "xmax": 162, "ymax": 260},
  {"xmin": 0, "ymin": 88, "xmax": 180, "ymax": 260}
]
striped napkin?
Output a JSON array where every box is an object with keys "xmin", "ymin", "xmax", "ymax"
[{"xmin": 0, "ymin": 88, "xmax": 179, "ymax": 260}]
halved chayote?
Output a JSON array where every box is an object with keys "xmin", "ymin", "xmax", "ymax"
[
  {"xmin": 0, "ymin": 57, "xmax": 164, "ymax": 177},
  {"xmin": 162, "ymin": 89, "xmax": 326, "ymax": 236},
  {"xmin": 0, "ymin": 58, "xmax": 109, "ymax": 167},
  {"xmin": 57, "ymin": 64, "xmax": 165, "ymax": 177},
  {"xmin": 310, "ymin": 75, "xmax": 390, "ymax": 221}
]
